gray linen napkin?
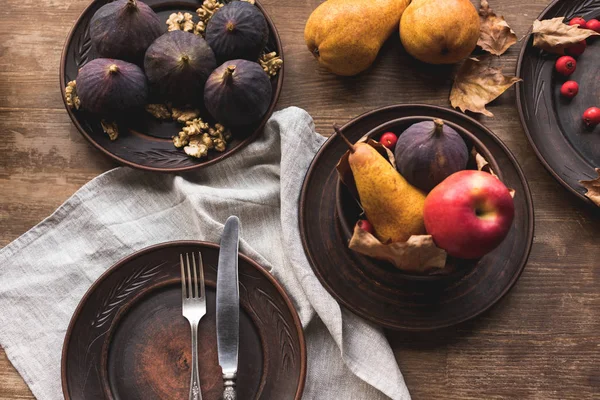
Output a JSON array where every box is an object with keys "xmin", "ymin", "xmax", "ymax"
[{"xmin": 0, "ymin": 107, "xmax": 410, "ymax": 400}]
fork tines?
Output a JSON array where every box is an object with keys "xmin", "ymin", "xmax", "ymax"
[{"xmin": 180, "ymin": 252, "xmax": 205, "ymax": 300}]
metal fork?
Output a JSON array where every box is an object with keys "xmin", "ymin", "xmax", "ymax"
[{"xmin": 181, "ymin": 253, "xmax": 206, "ymax": 400}]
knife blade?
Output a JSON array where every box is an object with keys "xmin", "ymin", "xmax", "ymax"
[{"xmin": 216, "ymin": 216, "xmax": 240, "ymax": 400}]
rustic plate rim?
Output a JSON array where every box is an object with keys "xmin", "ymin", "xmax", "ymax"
[
  {"xmin": 59, "ymin": 0, "xmax": 284, "ymax": 173},
  {"xmin": 299, "ymin": 104, "xmax": 535, "ymax": 331},
  {"xmin": 515, "ymin": 0, "xmax": 594, "ymax": 206},
  {"xmin": 61, "ymin": 240, "xmax": 307, "ymax": 399}
]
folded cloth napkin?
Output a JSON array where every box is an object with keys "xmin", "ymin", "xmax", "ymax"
[{"xmin": 0, "ymin": 107, "xmax": 410, "ymax": 400}]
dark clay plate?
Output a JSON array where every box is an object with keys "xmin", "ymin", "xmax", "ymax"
[
  {"xmin": 60, "ymin": 0, "xmax": 283, "ymax": 172},
  {"xmin": 516, "ymin": 0, "xmax": 600, "ymax": 205},
  {"xmin": 62, "ymin": 241, "xmax": 306, "ymax": 400},
  {"xmin": 299, "ymin": 104, "xmax": 534, "ymax": 331}
]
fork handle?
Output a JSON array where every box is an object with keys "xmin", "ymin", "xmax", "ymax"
[
  {"xmin": 189, "ymin": 322, "xmax": 202, "ymax": 400},
  {"xmin": 222, "ymin": 374, "xmax": 236, "ymax": 400}
]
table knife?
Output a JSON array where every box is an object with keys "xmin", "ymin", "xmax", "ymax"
[{"xmin": 217, "ymin": 216, "xmax": 240, "ymax": 400}]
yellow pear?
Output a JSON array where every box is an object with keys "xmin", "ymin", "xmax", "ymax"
[
  {"xmin": 347, "ymin": 140, "xmax": 426, "ymax": 243},
  {"xmin": 305, "ymin": 0, "xmax": 411, "ymax": 76},
  {"xmin": 400, "ymin": 0, "xmax": 480, "ymax": 64}
]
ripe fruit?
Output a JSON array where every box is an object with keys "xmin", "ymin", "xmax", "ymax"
[
  {"xmin": 394, "ymin": 119, "xmax": 468, "ymax": 192},
  {"xmin": 380, "ymin": 132, "xmax": 398, "ymax": 149},
  {"xmin": 583, "ymin": 107, "xmax": 600, "ymax": 128},
  {"xmin": 205, "ymin": 1, "xmax": 268, "ymax": 62},
  {"xmin": 76, "ymin": 58, "xmax": 148, "ymax": 115},
  {"xmin": 555, "ymin": 56, "xmax": 576, "ymax": 76},
  {"xmin": 144, "ymin": 31, "xmax": 216, "ymax": 106},
  {"xmin": 569, "ymin": 17, "xmax": 586, "ymax": 26},
  {"xmin": 304, "ymin": 0, "xmax": 411, "ymax": 76},
  {"xmin": 358, "ymin": 219, "xmax": 374, "ymax": 234},
  {"xmin": 423, "ymin": 170, "xmax": 515, "ymax": 259},
  {"xmin": 340, "ymin": 137, "xmax": 426, "ymax": 243},
  {"xmin": 204, "ymin": 60, "xmax": 272, "ymax": 126},
  {"xmin": 560, "ymin": 81, "xmax": 579, "ymax": 98},
  {"xmin": 585, "ymin": 19, "xmax": 600, "ymax": 33},
  {"xmin": 90, "ymin": 0, "xmax": 163, "ymax": 64},
  {"xmin": 565, "ymin": 40, "xmax": 586, "ymax": 56}
]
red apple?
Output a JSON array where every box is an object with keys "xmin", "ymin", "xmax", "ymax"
[{"xmin": 423, "ymin": 170, "xmax": 514, "ymax": 259}]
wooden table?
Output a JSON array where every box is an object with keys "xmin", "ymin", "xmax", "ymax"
[{"xmin": 1, "ymin": 0, "xmax": 599, "ymax": 398}]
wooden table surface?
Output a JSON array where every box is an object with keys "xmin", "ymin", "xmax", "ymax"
[{"xmin": 1, "ymin": 0, "xmax": 599, "ymax": 399}]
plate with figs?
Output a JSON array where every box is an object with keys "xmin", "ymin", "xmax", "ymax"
[
  {"xmin": 62, "ymin": 241, "xmax": 306, "ymax": 399},
  {"xmin": 517, "ymin": 0, "xmax": 600, "ymax": 205},
  {"xmin": 299, "ymin": 105, "xmax": 534, "ymax": 331},
  {"xmin": 60, "ymin": 0, "xmax": 283, "ymax": 172}
]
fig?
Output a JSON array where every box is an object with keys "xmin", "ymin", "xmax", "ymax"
[
  {"xmin": 76, "ymin": 58, "xmax": 148, "ymax": 115},
  {"xmin": 205, "ymin": 1, "xmax": 269, "ymax": 62},
  {"xmin": 90, "ymin": 0, "xmax": 163, "ymax": 64},
  {"xmin": 204, "ymin": 59, "xmax": 272, "ymax": 126},
  {"xmin": 394, "ymin": 119, "xmax": 468, "ymax": 192},
  {"xmin": 144, "ymin": 31, "xmax": 217, "ymax": 106}
]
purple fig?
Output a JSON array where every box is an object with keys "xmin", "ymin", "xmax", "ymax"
[
  {"xmin": 76, "ymin": 58, "xmax": 148, "ymax": 115},
  {"xmin": 144, "ymin": 31, "xmax": 217, "ymax": 106},
  {"xmin": 394, "ymin": 119, "xmax": 469, "ymax": 192},
  {"xmin": 205, "ymin": 1, "xmax": 268, "ymax": 62},
  {"xmin": 204, "ymin": 59, "xmax": 271, "ymax": 126},
  {"xmin": 90, "ymin": 0, "xmax": 164, "ymax": 64}
]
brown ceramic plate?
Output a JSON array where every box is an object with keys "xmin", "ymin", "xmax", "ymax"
[
  {"xmin": 516, "ymin": 0, "xmax": 599, "ymax": 205},
  {"xmin": 62, "ymin": 241, "xmax": 306, "ymax": 399},
  {"xmin": 336, "ymin": 116, "xmax": 502, "ymax": 282},
  {"xmin": 60, "ymin": 0, "xmax": 283, "ymax": 172},
  {"xmin": 299, "ymin": 104, "xmax": 534, "ymax": 331}
]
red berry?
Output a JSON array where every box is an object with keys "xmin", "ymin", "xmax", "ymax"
[
  {"xmin": 566, "ymin": 40, "xmax": 587, "ymax": 56},
  {"xmin": 569, "ymin": 17, "xmax": 586, "ymax": 26},
  {"xmin": 380, "ymin": 132, "xmax": 398, "ymax": 149},
  {"xmin": 555, "ymin": 56, "xmax": 577, "ymax": 76},
  {"xmin": 560, "ymin": 81, "xmax": 579, "ymax": 98},
  {"xmin": 358, "ymin": 219, "xmax": 374, "ymax": 234},
  {"xmin": 583, "ymin": 107, "xmax": 600, "ymax": 128},
  {"xmin": 585, "ymin": 19, "xmax": 600, "ymax": 33}
]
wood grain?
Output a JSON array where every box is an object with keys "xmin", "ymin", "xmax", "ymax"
[{"xmin": 0, "ymin": 0, "xmax": 599, "ymax": 399}]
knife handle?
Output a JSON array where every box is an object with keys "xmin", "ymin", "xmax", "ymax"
[{"xmin": 222, "ymin": 374, "xmax": 236, "ymax": 400}]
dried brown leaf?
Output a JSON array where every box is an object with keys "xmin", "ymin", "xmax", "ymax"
[
  {"xmin": 580, "ymin": 168, "xmax": 600, "ymax": 207},
  {"xmin": 478, "ymin": 0, "xmax": 517, "ymax": 56},
  {"xmin": 349, "ymin": 223, "xmax": 447, "ymax": 273},
  {"xmin": 471, "ymin": 147, "xmax": 516, "ymax": 198},
  {"xmin": 450, "ymin": 58, "xmax": 521, "ymax": 117},
  {"xmin": 532, "ymin": 17, "xmax": 599, "ymax": 54}
]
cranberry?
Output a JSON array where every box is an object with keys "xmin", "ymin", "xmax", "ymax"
[
  {"xmin": 560, "ymin": 81, "xmax": 579, "ymax": 98},
  {"xmin": 569, "ymin": 17, "xmax": 586, "ymax": 26},
  {"xmin": 379, "ymin": 132, "xmax": 398, "ymax": 149},
  {"xmin": 555, "ymin": 56, "xmax": 577, "ymax": 76},
  {"xmin": 566, "ymin": 40, "xmax": 587, "ymax": 57},
  {"xmin": 585, "ymin": 19, "xmax": 600, "ymax": 33},
  {"xmin": 357, "ymin": 219, "xmax": 374, "ymax": 234},
  {"xmin": 583, "ymin": 107, "xmax": 600, "ymax": 128}
]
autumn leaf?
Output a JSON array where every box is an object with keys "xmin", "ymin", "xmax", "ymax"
[
  {"xmin": 450, "ymin": 58, "xmax": 521, "ymax": 117},
  {"xmin": 478, "ymin": 0, "xmax": 517, "ymax": 56},
  {"xmin": 471, "ymin": 147, "xmax": 515, "ymax": 197},
  {"xmin": 580, "ymin": 168, "xmax": 600, "ymax": 207},
  {"xmin": 348, "ymin": 223, "xmax": 447, "ymax": 273},
  {"xmin": 532, "ymin": 17, "xmax": 599, "ymax": 54}
]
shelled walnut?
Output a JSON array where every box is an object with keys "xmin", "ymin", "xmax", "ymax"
[
  {"xmin": 173, "ymin": 118, "xmax": 231, "ymax": 158},
  {"xmin": 64, "ymin": 80, "xmax": 80, "ymax": 110},
  {"xmin": 145, "ymin": 104, "xmax": 172, "ymax": 120},
  {"xmin": 259, "ymin": 52, "xmax": 283, "ymax": 77},
  {"xmin": 100, "ymin": 120, "xmax": 119, "ymax": 141},
  {"xmin": 166, "ymin": 12, "xmax": 196, "ymax": 33}
]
